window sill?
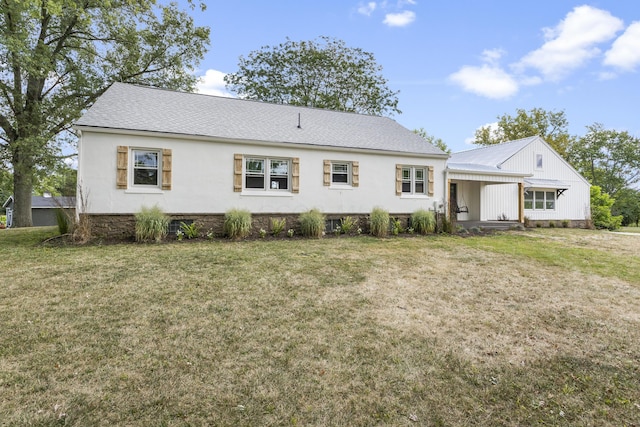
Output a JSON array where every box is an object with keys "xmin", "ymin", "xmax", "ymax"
[
  {"xmin": 400, "ymin": 194, "xmax": 429, "ymax": 199},
  {"xmin": 125, "ymin": 188, "xmax": 164, "ymax": 194},
  {"xmin": 329, "ymin": 185, "xmax": 354, "ymax": 190},
  {"xmin": 241, "ymin": 191, "xmax": 294, "ymax": 197}
]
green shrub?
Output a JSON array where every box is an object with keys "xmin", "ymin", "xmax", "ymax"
[
  {"xmin": 411, "ymin": 209, "xmax": 436, "ymax": 235},
  {"xmin": 299, "ymin": 209, "xmax": 325, "ymax": 238},
  {"xmin": 561, "ymin": 219, "xmax": 570, "ymax": 228},
  {"xmin": 270, "ymin": 217, "xmax": 286, "ymax": 237},
  {"xmin": 370, "ymin": 207, "xmax": 389, "ymax": 237},
  {"xmin": 390, "ymin": 217, "xmax": 403, "ymax": 235},
  {"xmin": 591, "ymin": 186, "xmax": 623, "ymax": 230},
  {"xmin": 224, "ymin": 209, "xmax": 252, "ymax": 239},
  {"xmin": 135, "ymin": 205, "xmax": 169, "ymax": 242},
  {"xmin": 340, "ymin": 216, "xmax": 358, "ymax": 234},
  {"xmin": 523, "ymin": 216, "xmax": 531, "ymax": 227},
  {"xmin": 548, "ymin": 221, "xmax": 556, "ymax": 228},
  {"xmin": 55, "ymin": 208, "xmax": 70, "ymax": 234},
  {"xmin": 180, "ymin": 221, "xmax": 200, "ymax": 239}
]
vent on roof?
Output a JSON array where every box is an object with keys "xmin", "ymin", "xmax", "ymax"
[{"xmin": 297, "ymin": 113, "xmax": 301, "ymax": 129}]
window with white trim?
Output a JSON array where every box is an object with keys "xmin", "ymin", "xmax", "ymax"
[
  {"xmin": 133, "ymin": 149, "xmax": 161, "ymax": 186},
  {"xmin": 332, "ymin": 162, "xmax": 350, "ymax": 184},
  {"xmin": 245, "ymin": 157, "xmax": 290, "ymax": 191},
  {"xmin": 401, "ymin": 166, "xmax": 426, "ymax": 195},
  {"xmin": 524, "ymin": 189, "xmax": 555, "ymax": 210}
]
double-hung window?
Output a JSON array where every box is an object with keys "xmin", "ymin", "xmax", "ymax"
[
  {"xmin": 401, "ymin": 166, "xmax": 427, "ymax": 195},
  {"xmin": 524, "ymin": 189, "xmax": 555, "ymax": 210},
  {"xmin": 245, "ymin": 157, "xmax": 290, "ymax": 191},
  {"xmin": 133, "ymin": 149, "xmax": 160, "ymax": 186},
  {"xmin": 323, "ymin": 160, "xmax": 359, "ymax": 187},
  {"xmin": 331, "ymin": 162, "xmax": 350, "ymax": 184}
]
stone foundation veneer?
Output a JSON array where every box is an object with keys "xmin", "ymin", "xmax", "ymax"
[
  {"xmin": 82, "ymin": 213, "xmax": 588, "ymax": 240},
  {"xmin": 83, "ymin": 212, "xmax": 413, "ymax": 240}
]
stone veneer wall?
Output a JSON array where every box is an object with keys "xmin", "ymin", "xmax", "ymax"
[
  {"xmin": 83, "ymin": 213, "xmax": 588, "ymax": 239},
  {"xmin": 83, "ymin": 213, "xmax": 414, "ymax": 240}
]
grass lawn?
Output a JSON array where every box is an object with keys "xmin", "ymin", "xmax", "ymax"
[
  {"xmin": 1, "ymin": 227, "xmax": 639, "ymax": 426},
  {"xmin": 619, "ymin": 226, "xmax": 640, "ymax": 234}
]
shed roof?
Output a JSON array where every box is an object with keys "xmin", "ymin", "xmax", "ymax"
[
  {"xmin": 3, "ymin": 196, "xmax": 76, "ymax": 209},
  {"xmin": 76, "ymin": 83, "xmax": 447, "ymax": 157}
]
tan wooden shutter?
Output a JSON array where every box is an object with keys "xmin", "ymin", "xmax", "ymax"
[
  {"xmin": 116, "ymin": 146, "xmax": 128, "ymax": 189},
  {"xmin": 292, "ymin": 157, "xmax": 300, "ymax": 193},
  {"xmin": 352, "ymin": 161, "xmax": 359, "ymax": 187},
  {"xmin": 323, "ymin": 160, "xmax": 331, "ymax": 186},
  {"xmin": 428, "ymin": 166, "xmax": 434, "ymax": 196},
  {"xmin": 162, "ymin": 149, "xmax": 172, "ymax": 190},
  {"xmin": 234, "ymin": 154, "xmax": 243, "ymax": 192},
  {"xmin": 395, "ymin": 164, "xmax": 402, "ymax": 195}
]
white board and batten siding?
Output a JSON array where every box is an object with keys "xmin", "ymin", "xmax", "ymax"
[{"xmin": 483, "ymin": 138, "xmax": 590, "ymax": 221}]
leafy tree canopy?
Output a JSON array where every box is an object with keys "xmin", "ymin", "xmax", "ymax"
[
  {"xmin": 473, "ymin": 108, "xmax": 574, "ymax": 158},
  {"xmin": 413, "ymin": 128, "xmax": 451, "ymax": 154},
  {"xmin": 224, "ymin": 36, "xmax": 400, "ymax": 116},
  {"xmin": 0, "ymin": 0, "xmax": 210, "ymax": 227},
  {"xmin": 568, "ymin": 123, "xmax": 640, "ymax": 197},
  {"xmin": 611, "ymin": 187, "xmax": 640, "ymax": 227},
  {"xmin": 590, "ymin": 185, "xmax": 623, "ymax": 230}
]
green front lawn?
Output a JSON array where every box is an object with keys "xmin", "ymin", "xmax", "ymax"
[{"xmin": 1, "ymin": 228, "xmax": 639, "ymax": 426}]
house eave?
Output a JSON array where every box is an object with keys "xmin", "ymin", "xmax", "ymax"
[{"xmin": 74, "ymin": 125, "xmax": 450, "ymax": 159}]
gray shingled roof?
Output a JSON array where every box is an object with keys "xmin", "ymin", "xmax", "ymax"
[
  {"xmin": 3, "ymin": 196, "xmax": 76, "ymax": 209},
  {"xmin": 75, "ymin": 83, "xmax": 447, "ymax": 157}
]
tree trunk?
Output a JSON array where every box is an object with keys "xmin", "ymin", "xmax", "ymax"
[{"xmin": 11, "ymin": 150, "xmax": 34, "ymax": 228}]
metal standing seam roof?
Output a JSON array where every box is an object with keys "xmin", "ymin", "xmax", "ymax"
[
  {"xmin": 446, "ymin": 137, "xmax": 541, "ymax": 176},
  {"xmin": 75, "ymin": 82, "xmax": 447, "ymax": 157}
]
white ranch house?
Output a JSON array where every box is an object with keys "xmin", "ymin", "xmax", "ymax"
[{"xmin": 74, "ymin": 83, "xmax": 590, "ymax": 237}]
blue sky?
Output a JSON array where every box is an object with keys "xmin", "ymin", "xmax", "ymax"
[{"xmin": 190, "ymin": 1, "xmax": 640, "ymax": 153}]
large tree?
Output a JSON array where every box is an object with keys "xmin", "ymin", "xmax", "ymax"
[
  {"xmin": 224, "ymin": 36, "xmax": 400, "ymax": 116},
  {"xmin": 0, "ymin": 0, "xmax": 209, "ymax": 227},
  {"xmin": 473, "ymin": 108, "xmax": 574, "ymax": 158},
  {"xmin": 567, "ymin": 123, "xmax": 640, "ymax": 197},
  {"xmin": 413, "ymin": 128, "xmax": 451, "ymax": 154}
]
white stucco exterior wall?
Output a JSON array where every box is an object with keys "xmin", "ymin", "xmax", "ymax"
[{"xmin": 77, "ymin": 129, "xmax": 448, "ymax": 216}]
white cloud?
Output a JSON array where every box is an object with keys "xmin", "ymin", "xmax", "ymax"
[
  {"xmin": 464, "ymin": 122, "xmax": 501, "ymax": 145},
  {"xmin": 449, "ymin": 64, "xmax": 519, "ymax": 99},
  {"xmin": 196, "ymin": 69, "xmax": 234, "ymax": 97},
  {"xmin": 516, "ymin": 5, "xmax": 624, "ymax": 81},
  {"xmin": 604, "ymin": 21, "xmax": 640, "ymax": 71},
  {"xmin": 383, "ymin": 10, "xmax": 416, "ymax": 27},
  {"xmin": 357, "ymin": 2, "xmax": 377, "ymax": 16}
]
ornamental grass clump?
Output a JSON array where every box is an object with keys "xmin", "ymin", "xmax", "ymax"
[
  {"xmin": 299, "ymin": 209, "xmax": 325, "ymax": 238},
  {"xmin": 370, "ymin": 207, "xmax": 389, "ymax": 237},
  {"xmin": 224, "ymin": 209, "xmax": 252, "ymax": 239},
  {"xmin": 411, "ymin": 209, "xmax": 436, "ymax": 234},
  {"xmin": 135, "ymin": 205, "xmax": 170, "ymax": 242},
  {"xmin": 270, "ymin": 217, "xmax": 286, "ymax": 237}
]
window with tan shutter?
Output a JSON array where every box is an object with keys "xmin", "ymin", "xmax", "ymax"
[
  {"xmin": 396, "ymin": 164, "xmax": 433, "ymax": 196},
  {"xmin": 238, "ymin": 155, "xmax": 298, "ymax": 193},
  {"xmin": 325, "ymin": 160, "xmax": 358, "ymax": 187}
]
